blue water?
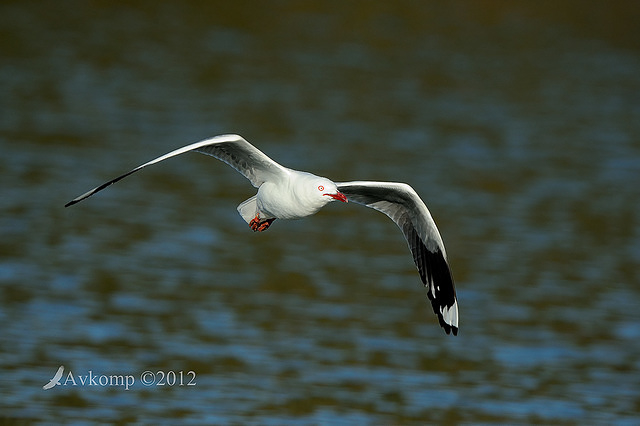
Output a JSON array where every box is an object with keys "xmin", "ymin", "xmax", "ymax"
[{"xmin": 1, "ymin": 2, "xmax": 639, "ymax": 424}]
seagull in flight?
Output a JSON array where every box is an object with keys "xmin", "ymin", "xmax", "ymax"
[
  {"xmin": 66, "ymin": 134, "xmax": 458, "ymax": 335},
  {"xmin": 43, "ymin": 365, "xmax": 64, "ymax": 390}
]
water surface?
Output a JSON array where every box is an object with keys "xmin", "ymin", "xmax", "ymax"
[{"xmin": 1, "ymin": 2, "xmax": 639, "ymax": 424}]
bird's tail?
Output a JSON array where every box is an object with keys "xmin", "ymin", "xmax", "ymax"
[{"xmin": 237, "ymin": 196, "xmax": 257, "ymax": 224}]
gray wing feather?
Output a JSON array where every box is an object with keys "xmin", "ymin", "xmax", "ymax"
[
  {"xmin": 193, "ymin": 135, "xmax": 286, "ymax": 187},
  {"xmin": 337, "ymin": 181, "xmax": 458, "ymax": 335},
  {"xmin": 65, "ymin": 134, "xmax": 286, "ymax": 207}
]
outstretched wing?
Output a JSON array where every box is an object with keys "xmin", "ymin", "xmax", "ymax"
[
  {"xmin": 65, "ymin": 134, "xmax": 287, "ymax": 207},
  {"xmin": 337, "ymin": 181, "xmax": 458, "ymax": 335}
]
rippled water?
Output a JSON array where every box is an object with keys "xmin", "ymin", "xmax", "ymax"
[{"xmin": 2, "ymin": 2, "xmax": 640, "ymax": 424}]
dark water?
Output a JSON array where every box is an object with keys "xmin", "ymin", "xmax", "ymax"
[{"xmin": 2, "ymin": 2, "xmax": 639, "ymax": 424}]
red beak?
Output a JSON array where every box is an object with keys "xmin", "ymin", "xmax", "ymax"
[{"xmin": 325, "ymin": 192, "xmax": 348, "ymax": 203}]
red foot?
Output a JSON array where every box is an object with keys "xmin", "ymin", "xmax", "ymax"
[{"xmin": 249, "ymin": 215, "xmax": 275, "ymax": 232}]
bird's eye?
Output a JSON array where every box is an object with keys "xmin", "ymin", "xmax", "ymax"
[{"xmin": 318, "ymin": 185, "xmax": 324, "ymax": 191}]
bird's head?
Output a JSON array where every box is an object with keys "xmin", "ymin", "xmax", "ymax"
[
  {"xmin": 315, "ymin": 179, "xmax": 348, "ymax": 205},
  {"xmin": 291, "ymin": 173, "xmax": 348, "ymax": 214}
]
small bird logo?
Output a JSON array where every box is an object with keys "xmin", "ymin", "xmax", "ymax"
[{"xmin": 43, "ymin": 365, "xmax": 64, "ymax": 390}]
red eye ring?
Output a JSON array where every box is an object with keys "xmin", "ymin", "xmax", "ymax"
[{"xmin": 318, "ymin": 185, "xmax": 324, "ymax": 191}]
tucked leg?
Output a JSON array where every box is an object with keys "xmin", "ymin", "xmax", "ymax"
[
  {"xmin": 249, "ymin": 215, "xmax": 261, "ymax": 231},
  {"xmin": 249, "ymin": 214, "xmax": 276, "ymax": 232},
  {"xmin": 257, "ymin": 218, "xmax": 275, "ymax": 232}
]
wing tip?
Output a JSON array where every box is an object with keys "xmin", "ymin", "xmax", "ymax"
[
  {"xmin": 441, "ymin": 322, "xmax": 459, "ymax": 336},
  {"xmin": 64, "ymin": 168, "xmax": 140, "ymax": 208},
  {"xmin": 421, "ymin": 247, "xmax": 459, "ymax": 335},
  {"xmin": 64, "ymin": 191, "xmax": 94, "ymax": 208},
  {"xmin": 64, "ymin": 186, "xmax": 101, "ymax": 208},
  {"xmin": 439, "ymin": 303, "xmax": 459, "ymax": 336}
]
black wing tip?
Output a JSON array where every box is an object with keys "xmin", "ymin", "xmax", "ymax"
[
  {"xmin": 435, "ymin": 299, "xmax": 459, "ymax": 336},
  {"xmin": 64, "ymin": 169, "xmax": 137, "ymax": 208},
  {"xmin": 419, "ymin": 247, "xmax": 458, "ymax": 336},
  {"xmin": 440, "ymin": 318, "xmax": 459, "ymax": 336},
  {"xmin": 64, "ymin": 188, "xmax": 99, "ymax": 208}
]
